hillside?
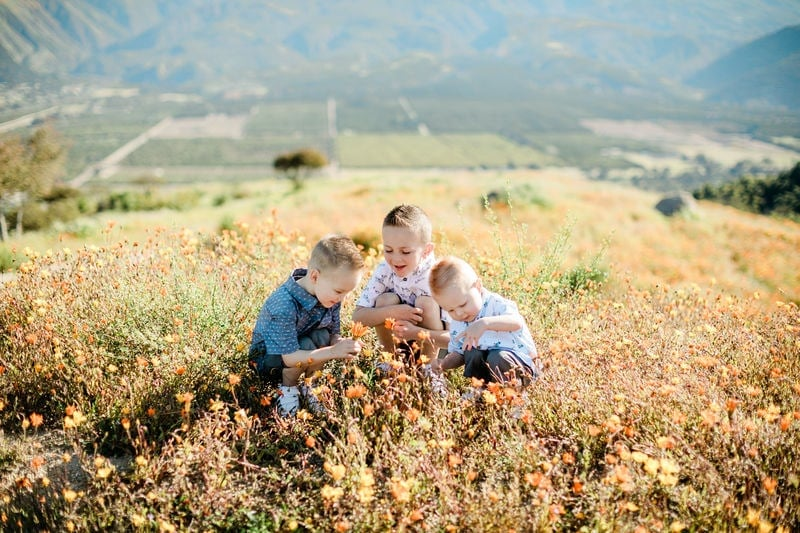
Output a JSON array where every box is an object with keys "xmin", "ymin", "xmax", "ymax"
[
  {"xmin": 3, "ymin": 1, "xmax": 800, "ymax": 101},
  {"xmin": 1, "ymin": 169, "xmax": 799, "ymax": 530},
  {"xmin": 4, "ymin": 168, "xmax": 799, "ymax": 305},
  {"xmin": 688, "ymin": 24, "xmax": 800, "ymax": 109}
]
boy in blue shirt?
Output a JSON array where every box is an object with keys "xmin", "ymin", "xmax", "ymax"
[{"xmin": 249, "ymin": 234, "xmax": 365, "ymax": 417}]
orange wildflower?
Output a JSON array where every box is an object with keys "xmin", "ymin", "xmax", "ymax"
[
  {"xmin": 350, "ymin": 321, "xmax": 369, "ymax": 338},
  {"xmin": 29, "ymin": 413, "xmax": 44, "ymax": 428},
  {"xmin": 345, "ymin": 384, "xmax": 366, "ymax": 399}
]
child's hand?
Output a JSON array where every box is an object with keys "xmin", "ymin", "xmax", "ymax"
[
  {"xmin": 392, "ymin": 319, "xmax": 421, "ymax": 341},
  {"xmin": 392, "ymin": 304, "xmax": 423, "ymax": 325},
  {"xmin": 456, "ymin": 321, "xmax": 487, "ymax": 351},
  {"xmin": 332, "ymin": 338, "xmax": 361, "ymax": 359}
]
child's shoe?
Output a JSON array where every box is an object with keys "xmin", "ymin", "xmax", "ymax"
[
  {"xmin": 299, "ymin": 384, "xmax": 328, "ymax": 416},
  {"xmin": 375, "ymin": 361, "xmax": 394, "ymax": 374},
  {"xmin": 277, "ymin": 385, "xmax": 301, "ymax": 417},
  {"xmin": 421, "ymin": 364, "xmax": 448, "ymax": 398},
  {"xmin": 460, "ymin": 387, "xmax": 484, "ymax": 404},
  {"xmin": 510, "ymin": 391, "xmax": 530, "ymax": 420}
]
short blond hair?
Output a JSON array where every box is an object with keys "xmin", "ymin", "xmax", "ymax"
[
  {"xmin": 383, "ymin": 204, "xmax": 432, "ymax": 243},
  {"xmin": 429, "ymin": 256, "xmax": 478, "ymax": 296},
  {"xmin": 308, "ymin": 234, "xmax": 365, "ymax": 272}
]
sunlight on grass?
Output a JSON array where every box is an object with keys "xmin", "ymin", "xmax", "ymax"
[{"xmin": 1, "ymin": 172, "xmax": 799, "ymax": 530}]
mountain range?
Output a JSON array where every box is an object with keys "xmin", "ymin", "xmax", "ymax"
[{"xmin": 1, "ymin": 1, "xmax": 800, "ymax": 108}]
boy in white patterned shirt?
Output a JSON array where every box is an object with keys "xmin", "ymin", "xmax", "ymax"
[{"xmin": 352, "ymin": 204, "xmax": 448, "ymax": 362}]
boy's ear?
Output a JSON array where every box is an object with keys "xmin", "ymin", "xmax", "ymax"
[
  {"xmin": 475, "ymin": 278, "xmax": 482, "ymax": 291},
  {"xmin": 424, "ymin": 242, "xmax": 434, "ymax": 256},
  {"xmin": 309, "ymin": 268, "xmax": 320, "ymax": 283}
]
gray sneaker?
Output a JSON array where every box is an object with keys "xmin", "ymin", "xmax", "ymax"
[
  {"xmin": 460, "ymin": 387, "xmax": 484, "ymax": 404},
  {"xmin": 375, "ymin": 361, "xmax": 393, "ymax": 374},
  {"xmin": 277, "ymin": 386, "xmax": 301, "ymax": 417},
  {"xmin": 421, "ymin": 364, "xmax": 448, "ymax": 397},
  {"xmin": 300, "ymin": 384, "xmax": 329, "ymax": 415}
]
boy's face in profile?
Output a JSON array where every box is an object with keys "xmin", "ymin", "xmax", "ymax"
[
  {"xmin": 381, "ymin": 225, "xmax": 432, "ymax": 278},
  {"xmin": 434, "ymin": 278, "xmax": 483, "ymax": 323},
  {"xmin": 310, "ymin": 266, "xmax": 362, "ymax": 308}
]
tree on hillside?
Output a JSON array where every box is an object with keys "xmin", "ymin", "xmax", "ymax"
[
  {"xmin": 693, "ymin": 162, "xmax": 800, "ymax": 219},
  {"xmin": 0, "ymin": 126, "xmax": 65, "ymax": 240},
  {"xmin": 273, "ymin": 148, "xmax": 328, "ymax": 191}
]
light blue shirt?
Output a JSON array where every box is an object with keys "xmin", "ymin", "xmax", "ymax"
[{"xmin": 445, "ymin": 289, "xmax": 537, "ymax": 365}]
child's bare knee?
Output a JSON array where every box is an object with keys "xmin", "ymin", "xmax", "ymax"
[
  {"xmin": 375, "ymin": 292, "xmax": 401, "ymax": 307},
  {"xmin": 415, "ymin": 295, "xmax": 442, "ymax": 328},
  {"xmin": 282, "ymin": 366, "xmax": 303, "ymax": 385}
]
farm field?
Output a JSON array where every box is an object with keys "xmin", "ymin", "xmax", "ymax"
[{"xmin": 9, "ymin": 92, "xmax": 796, "ymax": 188}]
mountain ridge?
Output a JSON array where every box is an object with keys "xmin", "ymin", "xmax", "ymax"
[
  {"xmin": 687, "ymin": 24, "xmax": 800, "ymax": 108},
  {"xmin": 2, "ymin": 1, "xmax": 800, "ymax": 107}
]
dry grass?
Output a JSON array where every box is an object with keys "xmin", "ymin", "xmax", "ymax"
[{"xmin": 1, "ymin": 170, "xmax": 799, "ymax": 531}]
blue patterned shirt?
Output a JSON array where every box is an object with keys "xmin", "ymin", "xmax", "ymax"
[{"xmin": 249, "ymin": 268, "xmax": 340, "ymax": 358}]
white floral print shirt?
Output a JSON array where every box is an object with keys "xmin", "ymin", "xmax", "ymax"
[{"xmin": 356, "ymin": 253, "xmax": 436, "ymax": 308}]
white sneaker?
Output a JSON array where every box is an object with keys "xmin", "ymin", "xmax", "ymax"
[
  {"xmin": 421, "ymin": 364, "xmax": 447, "ymax": 398},
  {"xmin": 460, "ymin": 387, "xmax": 484, "ymax": 404},
  {"xmin": 277, "ymin": 386, "xmax": 300, "ymax": 417},
  {"xmin": 299, "ymin": 384, "xmax": 328, "ymax": 415}
]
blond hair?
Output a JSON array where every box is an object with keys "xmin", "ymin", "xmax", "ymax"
[
  {"xmin": 308, "ymin": 234, "xmax": 365, "ymax": 272},
  {"xmin": 383, "ymin": 204, "xmax": 432, "ymax": 243},
  {"xmin": 429, "ymin": 256, "xmax": 478, "ymax": 296}
]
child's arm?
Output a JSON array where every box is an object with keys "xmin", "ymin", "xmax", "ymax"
[
  {"xmin": 352, "ymin": 303, "xmax": 424, "ymax": 327},
  {"xmin": 281, "ymin": 338, "xmax": 361, "ymax": 367},
  {"xmin": 392, "ymin": 320, "xmax": 449, "ymax": 348},
  {"xmin": 430, "ymin": 351, "xmax": 464, "ymax": 373},
  {"xmin": 459, "ymin": 314, "xmax": 523, "ymax": 351}
]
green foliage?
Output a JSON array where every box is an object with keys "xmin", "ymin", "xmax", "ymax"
[
  {"xmin": 0, "ymin": 126, "xmax": 66, "ymax": 239},
  {"xmin": 483, "ymin": 184, "xmax": 550, "ymax": 209},
  {"xmin": 95, "ymin": 189, "xmax": 202, "ymax": 212},
  {"xmin": 0, "ymin": 245, "xmax": 20, "ymax": 271},
  {"xmin": 558, "ymin": 264, "xmax": 609, "ymax": 294},
  {"xmin": 694, "ymin": 162, "xmax": 800, "ymax": 219},
  {"xmin": 273, "ymin": 148, "xmax": 328, "ymax": 191},
  {"xmin": 123, "ymin": 138, "xmax": 322, "ymax": 167}
]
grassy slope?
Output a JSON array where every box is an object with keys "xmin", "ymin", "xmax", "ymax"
[
  {"xmin": 1, "ymin": 169, "xmax": 799, "ymax": 530},
  {"xmin": 4, "ymin": 168, "xmax": 799, "ymax": 303}
]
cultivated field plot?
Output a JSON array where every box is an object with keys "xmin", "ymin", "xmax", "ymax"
[
  {"xmin": 245, "ymin": 101, "xmax": 329, "ymax": 137},
  {"xmin": 337, "ymin": 133, "xmax": 557, "ymax": 168},
  {"xmin": 582, "ymin": 119, "xmax": 800, "ymax": 169}
]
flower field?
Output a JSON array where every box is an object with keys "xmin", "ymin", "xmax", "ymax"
[{"xmin": 1, "ymin": 171, "xmax": 799, "ymax": 531}]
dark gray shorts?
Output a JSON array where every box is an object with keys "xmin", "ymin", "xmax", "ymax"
[
  {"xmin": 251, "ymin": 329, "xmax": 331, "ymax": 385},
  {"xmin": 462, "ymin": 348, "xmax": 538, "ymax": 385}
]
